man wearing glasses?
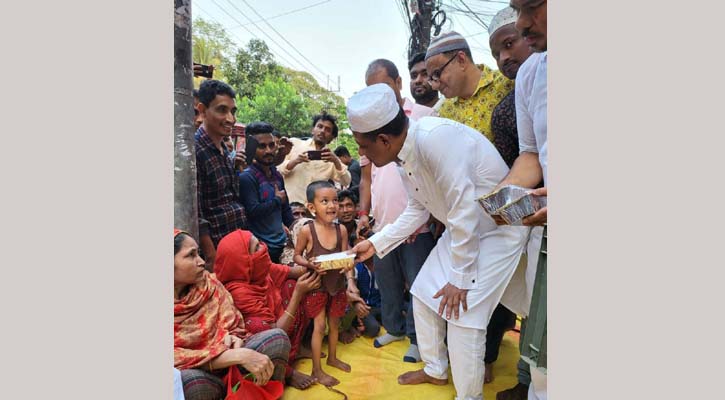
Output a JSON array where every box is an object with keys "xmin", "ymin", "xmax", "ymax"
[{"xmin": 424, "ymin": 31, "xmax": 513, "ymax": 143}]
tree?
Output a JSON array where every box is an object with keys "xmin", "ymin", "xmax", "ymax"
[
  {"xmin": 225, "ymin": 39, "xmax": 282, "ymax": 99},
  {"xmin": 330, "ymin": 131, "xmax": 360, "ymax": 160},
  {"xmin": 191, "ymin": 18, "xmax": 236, "ymax": 86},
  {"xmin": 282, "ymin": 67, "xmax": 348, "ymax": 130},
  {"xmin": 236, "ymin": 76, "xmax": 309, "ymax": 136}
]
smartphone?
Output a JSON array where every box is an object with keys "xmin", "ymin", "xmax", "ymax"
[
  {"xmin": 245, "ymin": 134, "xmax": 259, "ymax": 164},
  {"xmin": 307, "ymin": 150, "xmax": 323, "ymax": 160},
  {"xmin": 193, "ymin": 63, "xmax": 214, "ymax": 78}
]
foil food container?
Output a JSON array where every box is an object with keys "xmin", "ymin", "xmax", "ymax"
[
  {"xmin": 477, "ymin": 185, "xmax": 547, "ymax": 225},
  {"xmin": 312, "ymin": 252, "xmax": 355, "ymax": 271}
]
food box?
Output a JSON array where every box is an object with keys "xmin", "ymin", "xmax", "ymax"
[
  {"xmin": 477, "ymin": 185, "xmax": 547, "ymax": 225},
  {"xmin": 312, "ymin": 252, "xmax": 355, "ymax": 271}
]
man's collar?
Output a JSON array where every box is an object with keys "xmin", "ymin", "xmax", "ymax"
[
  {"xmin": 452, "ymin": 64, "xmax": 496, "ymax": 103},
  {"xmin": 196, "ymin": 126, "xmax": 227, "ymax": 154},
  {"xmin": 396, "ymin": 120, "xmax": 417, "ymax": 166}
]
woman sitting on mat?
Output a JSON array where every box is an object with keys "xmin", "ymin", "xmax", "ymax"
[
  {"xmin": 174, "ymin": 229, "xmax": 290, "ymax": 400},
  {"xmin": 214, "ymin": 229, "xmax": 322, "ymax": 390}
]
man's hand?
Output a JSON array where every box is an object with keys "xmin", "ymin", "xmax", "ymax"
[
  {"xmin": 349, "ymin": 240, "xmax": 376, "ymax": 263},
  {"xmin": 287, "ymin": 152, "xmax": 309, "ymax": 171},
  {"xmin": 433, "ymin": 283, "xmax": 469, "ymax": 320},
  {"xmin": 356, "ymin": 214, "xmax": 370, "ymax": 238},
  {"xmin": 274, "ymin": 184, "xmax": 287, "ymax": 204},
  {"xmin": 521, "ymin": 187, "xmax": 547, "ymax": 226},
  {"xmin": 405, "ymin": 232, "xmax": 419, "ymax": 244},
  {"xmin": 321, "ymin": 148, "xmax": 342, "ymax": 169},
  {"xmin": 234, "ymin": 151, "xmax": 247, "ymax": 171}
]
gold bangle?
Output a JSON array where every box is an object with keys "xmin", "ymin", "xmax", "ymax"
[
  {"xmin": 284, "ymin": 309, "xmax": 295, "ymax": 319},
  {"xmin": 208, "ymin": 360, "xmax": 214, "ymax": 371}
]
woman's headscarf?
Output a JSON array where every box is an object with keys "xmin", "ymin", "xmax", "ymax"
[
  {"xmin": 173, "ymin": 229, "xmax": 246, "ymax": 370},
  {"xmin": 214, "ymin": 230, "xmax": 289, "ymax": 334}
]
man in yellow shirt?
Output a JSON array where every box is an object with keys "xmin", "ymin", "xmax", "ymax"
[
  {"xmin": 277, "ymin": 112, "xmax": 351, "ymax": 204},
  {"xmin": 425, "ymin": 31, "xmax": 513, "ymax": 142}
]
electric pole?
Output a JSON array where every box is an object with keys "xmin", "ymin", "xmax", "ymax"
[
  {"xmin": 174, "ymin": 0, "xmax": 199, "ymax": 238},
  {"xmin": 408, "ymin": 0, "xmax": 435, "ymax": 59}
]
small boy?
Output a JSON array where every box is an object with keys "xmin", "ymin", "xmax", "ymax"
[{"xmin": 294, "ymin": 181, "xmax": 357, "ymax": 387}]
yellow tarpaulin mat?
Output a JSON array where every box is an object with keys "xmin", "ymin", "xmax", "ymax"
[{"xmin": 282, "ymin": 328, "xmax": 521, "ymax": 400}]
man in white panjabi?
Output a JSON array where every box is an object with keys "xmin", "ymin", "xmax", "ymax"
[
  {"xmin": 348, "ymin": 83, "xmax": 528, "ymax": 400},
  {"xmin": 495, "ymin": 1, "xmax": 548, "ymax": 400}
]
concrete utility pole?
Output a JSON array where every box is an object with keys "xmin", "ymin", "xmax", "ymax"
[
  {"xmin": 174, "ymin": 0, "xmax": 199, "ymax": 238},
  {"xmin": 409, "ymin": 0, "xmax": 435, "ymax": 59}
]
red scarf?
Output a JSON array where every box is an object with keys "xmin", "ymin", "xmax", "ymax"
[{"xmin": 214, "ymin": 230, "xmax": 288, "ymax": 334}]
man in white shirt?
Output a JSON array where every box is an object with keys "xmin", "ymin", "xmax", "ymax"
[
  {"xmin": 356, "ymin": 58, "xmax": 438, "ymax": 363},
  {"xmin": 277, "ymin": 112, "xmax": 351, "ymax": 204},
  {"xmin": 348, "ymin": 83, "xmax": 528, "ymax": 400},
  {"xmin": 496, "ymin": 1, "xmax": 548, "ymax": 399}
]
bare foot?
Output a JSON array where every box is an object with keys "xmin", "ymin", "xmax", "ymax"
[
  {"xmin": 296, "ymin": 346, "xmax": 326, "ymax": 360},
  {"xmin": 287, "ymin": 370, "xmax": 317, "ymax": 390},
  {"xmin": 339, "ymin": 328, "xmax": 358, "ymax": 344},
  {"xmin": 484, "ymin": 362, "xmax": 494, "ymax": 383},
  {"xmin": 312, "ymin": 369, "xmax": 340, "ymax": 386},
  {"xmin": 496, "ymin": 383, "xmax": 529, "ymax": 400},
  {"xmin": 327, "ymin": 357, "xmax": 351, "ymax": 372},
  {"xmin": 397, "ymin": 369, "xmax": 448, "ymax": 385}
]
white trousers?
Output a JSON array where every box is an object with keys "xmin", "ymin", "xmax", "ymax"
[{"xmin": 413, "ymin": 296, "xmax": 487, "ymax": 400}]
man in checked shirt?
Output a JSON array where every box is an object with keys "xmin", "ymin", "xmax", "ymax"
[{"xmin": 194, "ymin": 79, "xmax": 248, "ymax": 267}]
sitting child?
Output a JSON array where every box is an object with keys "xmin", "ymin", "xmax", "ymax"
[{"xmin": 293, "ymin": 181, "xmax": 357, "ymax": 387}]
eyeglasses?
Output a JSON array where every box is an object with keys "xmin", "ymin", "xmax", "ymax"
[{"xmin": 427, "ymin": 52, "xmax": 459, "ymax": 84}]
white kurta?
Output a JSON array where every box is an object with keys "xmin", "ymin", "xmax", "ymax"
[
  {"xmin": 368, "ymin": 117, "xmax": 529, "ymax": 329},
  {"xmin": 500, "ymin": 51, "xmax": 548, "ymax": 318}
]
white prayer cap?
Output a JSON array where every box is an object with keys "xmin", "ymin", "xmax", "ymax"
[
  {"xmin": 488, "ymin": 7, "xmax": 518, "ymax": 37},
  {"xmin": 346, "ymin": 83, "xmax": 400, "ymax": 133}
]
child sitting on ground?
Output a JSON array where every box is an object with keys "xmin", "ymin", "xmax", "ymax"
[{"xmin": 293, "ymin": 181, "xmax": 357, "ymax": 387}]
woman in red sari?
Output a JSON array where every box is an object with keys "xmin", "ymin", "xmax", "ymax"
[
  {"xmin": 174, "ymin": 229, "xmax": 291, "ymax": 400},
  {"xmin": 214, "ymin": 229, "xmax": 322, "ymax": 390}
]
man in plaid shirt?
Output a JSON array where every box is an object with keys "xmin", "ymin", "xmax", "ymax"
[{"xmin": 195, "ymin": 79, "xmax": 248, "ymax": 248}]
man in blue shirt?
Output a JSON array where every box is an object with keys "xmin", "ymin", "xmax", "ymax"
[{"xmin": 238, "ymin": 122, "xmax": 294, "ymax": 263}]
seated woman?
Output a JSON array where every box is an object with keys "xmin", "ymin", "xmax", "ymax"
[
  {"xmin": 214, "ymin": 229, "xmax": 322, "ymax": 390},
  {"xmin": 174, "ymin": 229, "xmax": 291, "ymax": 400}
]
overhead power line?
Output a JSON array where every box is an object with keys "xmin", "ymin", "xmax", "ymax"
[
  {"xmin": 219, "ymin": 0, "xmax": 329, "ymax": 86},
  {"xmin": 206, "ymin": 0, "xmax": 328, "ymax": 85},
  {"xmin": 228, "ymin": 0, "xmax": 333, "ymax": 29},
  {"xmin": 237, "ymin": 0, "xmax": 329, "ymax": 80}
]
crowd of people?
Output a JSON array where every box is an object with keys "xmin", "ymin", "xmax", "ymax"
[{"xmin": 174, "ymin": 2, "xmax": 547, "ymax": 399}]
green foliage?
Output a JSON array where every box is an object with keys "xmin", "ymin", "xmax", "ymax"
[
  {"xmin": 225, "ymin": 39, "xmax": 282, "ymax": 99},
  {"xmin": 330, "ymin": 132, "xmax": 359, "ymax": 160},
  {"xmin": 236, "ymin": 76, "xmax": 310, "ymax": 136},
  {"xmin": 191, "ymin": 18, "xmax": 236, "ymax": 86},
  {"xmin": 190, "ymin": 20, "xmax": 350, "ymax": 139}
]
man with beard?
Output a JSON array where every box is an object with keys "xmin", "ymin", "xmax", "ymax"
[
  {"xmin": 496, "ymin": 1, "xmax": 548, "ymax": 399},
  {"xmin": 408, "ymin": 52, "xmax": 443, "ymax": 111},
  {"xmin": 278, "ymin": 112, "xmax": 351, "ymax": 204},
  {"xmin": 489, "ymin": 6, "xmax": 534, "ymax": 169},
  {"xmin": 238, "ymin": 122, "xmax": 295, "ymax": 263}
]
